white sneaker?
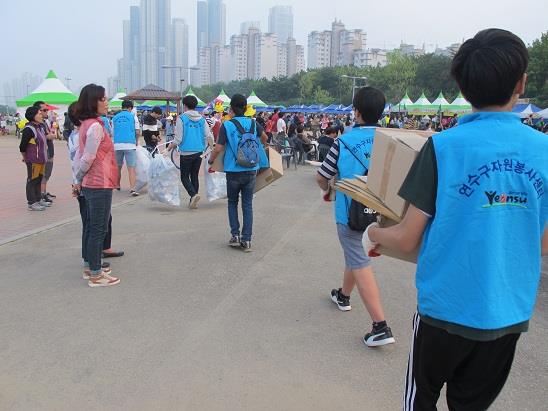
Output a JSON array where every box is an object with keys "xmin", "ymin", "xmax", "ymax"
[
  {"xmin": 88, "ymin": 272, "xmax": 121, "ymax": 287},
  {"xmin": 189, "ymin": 194, "xmax": 201, "ymax": 209},
  {"xmin": 28, "ymin": 202, "xmax": 46, "ymax": 211},
  {"xmin": 40, "ymin": 199, "xmax": 52, "ymax": 207}
]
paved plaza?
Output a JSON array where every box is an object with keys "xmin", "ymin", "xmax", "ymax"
[{"xmin": 0, "ymin": 135, "xmax": 547, "ymax": 410}]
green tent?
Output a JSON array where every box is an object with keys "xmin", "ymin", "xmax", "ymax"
[
  {"xmin": 214, "ymin": 88, "xmax": 231, "ymax": 107},
  {"xmin": 16, "ymin": 70, "xmax": 77, "ymax": 108},
  {"xmin": 246, "ymin": 90, "xmax": 268, "ymax": 107},
  {"xmin": 408, "ymin": 92, "xmax": 434, "ymax": 114},
  {"xmin": 108, "ymin": 90, "xmax": 127, "ymax": 111},
  {"xmin": 431, "ymin": 92, "xmax": 451, "ymax": 112},
  {"xmin": 184, "ymin": 87, "xmax": 206, "ymax": 106},
  {"xmin": 448, "ymin": 92, "xmax": 472, "ymax": 113},
  {"xmin": 392, "ymin": 93, "xmax": 414, "ymax": 112}
]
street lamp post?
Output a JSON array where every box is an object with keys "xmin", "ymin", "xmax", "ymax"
[
  {"xmin": 341, "ymin": 75, "xmax": 368, "ymax": 102},
  {"xmin": 64, "ymin": 77, "xmax": 72, "ymax": 90},
  {"xmin": 161, "ymin": 65, "xmax": 199, "ymax": 102}
]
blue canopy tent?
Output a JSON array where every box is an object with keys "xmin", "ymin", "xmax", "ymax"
[
  {"xmin": 512, "ymin": 103, "xmax": 542, "ymax": 118},
  {"xmin": 306, "ymin": 104, "xmax": 326, "ymax": 113}
]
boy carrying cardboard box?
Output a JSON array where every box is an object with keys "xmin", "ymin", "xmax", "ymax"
[
  {"xmin": 316, "ymin": 87, "xmax": 395, "ymax": 347},
  {"xmin": 367, "ymin": 29, "xmax": 548, "ymax": 410}
]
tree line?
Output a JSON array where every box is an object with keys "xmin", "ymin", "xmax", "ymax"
[{"xmin": 193, "ymin": 32, "xmax": 548, "ymax": 108}]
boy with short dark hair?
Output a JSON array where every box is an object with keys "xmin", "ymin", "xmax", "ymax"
[
  {"xmin": 316, "ymin": 86, "xmax": 395, "ymax": 347},
  {"xmin": 368, "ymin": 28, "xmax": 548, "ymax": 409},
  {"xmin": 168, "ymin": 95, "xmax": 212, "ymax": 209},
  {"xmin": 208, "ymin": 94, "xmax": 265, "ymax": 252}
]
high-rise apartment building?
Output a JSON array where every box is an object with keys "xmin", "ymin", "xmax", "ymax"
[
  {"xmin": 295, "ymin": 45, "xmax": 306, "ymax": 73},
  {"xmin": 240, "ymin": 21, "xmax": 260, "ymax": 35},
  {"xmin": 230, "ymin": 34, "xmax": 248, "ymax": 81},
  {"xmin": 168, "ymin": 18, "xmax": 189, "ymax": 92},
  {"xmin": 139, "ymin": 0, "xmax": 171, "ymax": 89},
  {"xmin": 330, "ymin": 20, "xmax": 345, "ymax": 66},
  {"xmin": 307, "ymin": 31, "xmax": 332, "ymax": 69},
  {"xmin": 268, "ymin": 6, "xmax": 293, "ymax": 44},
  {"xmin": 277, "ymin": 43, "xmax": 288, "ymax": 78},
  {"xmin": 197, "ymin": 1, "xmax": 208, "ymax": 53},
  {"xmin": 339, "ymin": 29, "xmax": 366, "ymax": 66},
  {"xmin": 307, "ymin": 20, "xmax": 374, "ymax": 69},
  {"xmin": 197, "ymin": 47, "xmax": 211, "ymax": 86},
  {"xmin": 254, "ymin": 33, "xmax": 278, "ymax": 80},
  {"xmin": 207, "ymin": 0, "xmax": 226, "ymax": 46}
]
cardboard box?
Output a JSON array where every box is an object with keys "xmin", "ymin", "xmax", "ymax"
[
  {"xmin": 254, "ymin": 148, "xmax": 283, "ymax": 193},
  {"xmin": 211, "ymin": 146, "xmax": 283, "ymax": 193},
  {"xmin": 366, "ymin": 128, "xmax": 432, "ymax": 218}
]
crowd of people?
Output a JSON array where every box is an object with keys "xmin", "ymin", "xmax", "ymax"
[{"xmin": 15, "ymin": 28, "xmax": 548, "ymax": 410}]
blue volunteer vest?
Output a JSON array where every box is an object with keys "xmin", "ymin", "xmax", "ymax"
[
  {"xmin": 179, "ymin": 115, "xmax": 206, "ymax": 152},
  {"xmin": 335, "ymin": 126, "xmax": 376, "ymax": 224},
  {"xmin": 112, "ymin": 111, "xmax": 135, "ymax": 144},
  {"xmin": 223, "ymin": 117, "xmax": 267, "ymax": 172},
  {"xmin": 417, "ymin": 112, "xmax": 548, "ymax": 329},
  {"xmin": 101, "ymin": 116, "xmax": 112, "ymax": 136}
]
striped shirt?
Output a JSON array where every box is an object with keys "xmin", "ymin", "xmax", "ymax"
[{"xmin": 317, "ymin": 139, "xmax": 340, "ymax": 179}]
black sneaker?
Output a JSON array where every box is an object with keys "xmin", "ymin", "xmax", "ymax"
[
  {"xmin": 330, "ymin": 288, "xmax": 351, "ymax": 311},
  {"xmin": 363, "ymin": 325, "xmax": 395, "ymax": 347},
  {"xmin": 46, "ymin": 192, "xmax": 56, "ymax": 198},
  {"xmin": 42, "ymin": 194, "xmax": 53, "ymax": 204},
  {"xmin": 240, "ymin": 241, "xmax": 252, "ymax": 252},
  {"xmin": 228, "ymin": 235, "xmax": 241, "ymax": 247}
]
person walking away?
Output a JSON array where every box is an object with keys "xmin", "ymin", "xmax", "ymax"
[
  {"xmin": 168, "ymin": 95, "xmax": 213, "ymax": 209},
  {"xmin": 164, "ymin": 116, "xmax": 175, "ymax": 146},
  {"xmin": 275, "ymin": 113, "xmax": 287, "ymax": 149},
  {"xmin": 208, "ymin": 94, "xmax": 266, "ymax": 252},
  {"xmin": 366, "ymin": 29, "xmax": 548, "ymax": 410},
  {"xmin": 19, "ymin": 106, "xmax": 48, "ymax": 211},
  {"xmin": 112, "ymin": 100, "xmax": 140, "ymax": 196},
  {"xmin": 33, "ymin": 101, "xmax": 57, "ymax": 203},
  {"xmin": 142, "ymin": 106, "xmax": 162, "ymax": 154},
  {"xmin": 73, "ymin": 84, "xmax": 121, "ymax": 288},
  {"xmin": 316, "ymin": 86, "xmax": 395, "ymax": 347}
]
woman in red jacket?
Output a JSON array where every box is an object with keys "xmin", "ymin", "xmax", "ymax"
[{"xmin": 73, "ymin": 84, "xmax": 120, "ymax": 287}]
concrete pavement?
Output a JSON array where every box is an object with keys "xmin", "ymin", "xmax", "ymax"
[{"xmin": 0, "ymin": 142, "xmax": 547, "ymax": 410}]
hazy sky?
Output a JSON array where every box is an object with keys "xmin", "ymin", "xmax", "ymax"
[{"xmin": 1, "ymin": 0, "xmax": 547, "ymax": 92}]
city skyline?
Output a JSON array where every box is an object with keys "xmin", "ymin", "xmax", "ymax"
[{"xmin": 2, "ymin": 0, "xmax": 547, "ymax": 104}]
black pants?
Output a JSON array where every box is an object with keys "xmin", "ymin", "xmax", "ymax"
[
  {"xmin": 26, "ymin": 163, "xmax": 44, "ymax": 204},
  {"xmin": 179, "ymin": 153, "xmax": 202, "ymax": 197},
  {"xmin": 404, "ymin": 313, "xmax": 520, "ymax": 411}
]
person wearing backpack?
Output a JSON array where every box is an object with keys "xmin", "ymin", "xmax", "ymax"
[
  {"xmin": 169, "ymin": 95, "xmax": 213, "ymax": 209},
  {"xmin": 208, "ymin": 94, "xmax": 265, "ymax": 252},
  {"xmin": 315, "ymin": 87, "xmax": 395, "ymax": 347}
]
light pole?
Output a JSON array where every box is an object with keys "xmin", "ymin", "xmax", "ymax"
[
  {"xmin": 341, "ymin": 75, "xmax": 368, "ymax": 102},
  {"xmin": 64, "ymin": 77, "xmax": 72, "ymax": 90},
  {"xmin": 162, "ymin": 65, "xmax": 199, "ymax": 101}
]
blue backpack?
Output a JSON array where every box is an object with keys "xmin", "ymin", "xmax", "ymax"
[{"xmin": 229, "ymin": 119, "xmax": 260, "ymax": 168}]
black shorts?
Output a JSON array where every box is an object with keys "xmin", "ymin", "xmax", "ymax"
[{"xmin": 403, "ymin": 313, "xmax": 520, "ymax": 411}]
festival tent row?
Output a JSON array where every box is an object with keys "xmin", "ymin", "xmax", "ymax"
[
  {"xmin": 15, "ymin": 70, "xmax": 77, "ymax": 116},
  {"xmin": 392, "ymin": 91, "xmax": 472, "ymax": 114},
  {"xmin": 512, "ymin": 103, "xmax": 543, "ymax": 118}
]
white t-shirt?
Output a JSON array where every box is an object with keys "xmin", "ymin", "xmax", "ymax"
[{"xmin": 276, "ymin": 118, "xmax": 286, "ymax": 133}]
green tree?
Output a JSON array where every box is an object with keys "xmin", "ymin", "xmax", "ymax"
[{"xmin": 527, "ymin": 31, "xmax": 548, "ymax": 107}]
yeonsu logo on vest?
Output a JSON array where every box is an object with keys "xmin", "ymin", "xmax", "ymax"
[{"xmin": 483, "ymin": 190, "xmax": 528, "ymax": 209}]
